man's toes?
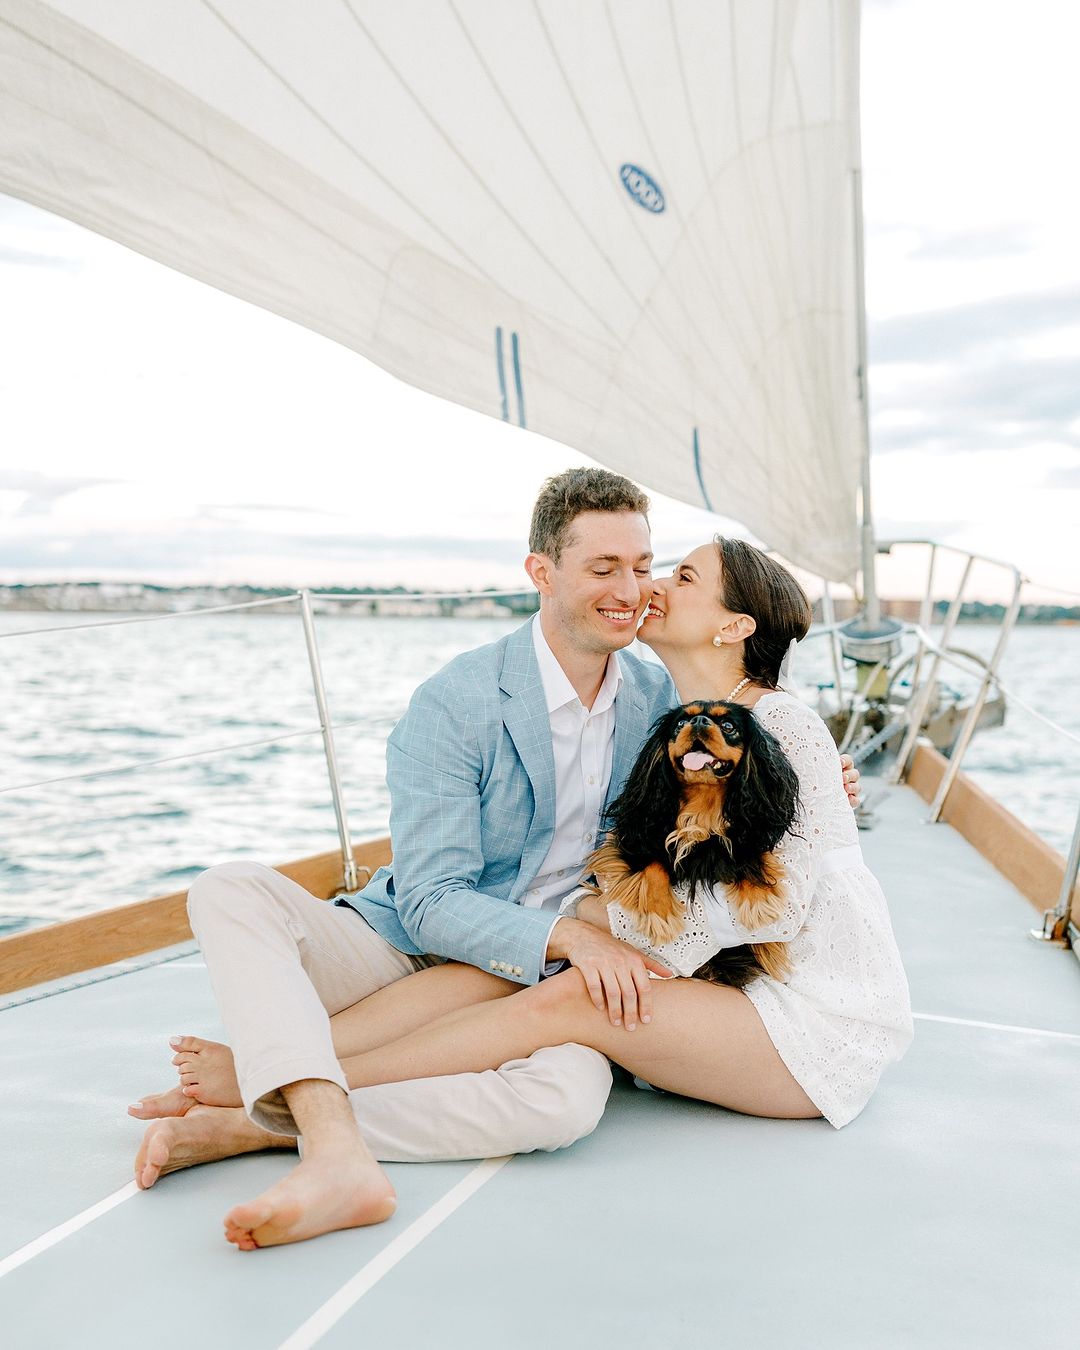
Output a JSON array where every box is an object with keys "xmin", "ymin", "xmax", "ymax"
[
  {"xmin": 128, "ymin": 1087, "xmax": 190, "ymax": 1119},
  {"xmin": 224, "ymin": 1220, "xmax": 258, "ymax": 1251},
  {"xmin": 224, "ymin": 1200, "xmax": 273, "ymax": 1247},
  {"xmin": 136, "ymin": 1128, "xmax": 170, "ymax": 1189}
]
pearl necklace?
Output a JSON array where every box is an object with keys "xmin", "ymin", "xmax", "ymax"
[{"xmin": 726, "ymin": 676, "xmax": 752, "ymax": 701}]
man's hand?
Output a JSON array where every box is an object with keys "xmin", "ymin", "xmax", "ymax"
[
  {"xmin": 546, "ymin": 916, "xmax": 672, "ymax": 1031},
  {"xmin": 840, "ymin": 753, "xmax": 860, "ymax": 809}
]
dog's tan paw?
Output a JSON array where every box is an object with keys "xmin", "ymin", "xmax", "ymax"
[
  {"xmin": 730, "ymin": 879, "xmax": 787, "ymax": 931},
  {"xmin": 638, "ymin": 911, "xmax": 685, "ymax": 946}
]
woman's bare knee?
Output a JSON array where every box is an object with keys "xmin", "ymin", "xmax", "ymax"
[
  {"xmin": 500, "ymin": 969, "xmax": 595, "ymax": 1048},
  {"xmin": 525, "ymin": 968, "xmax": 592, "ymax": 1015}
]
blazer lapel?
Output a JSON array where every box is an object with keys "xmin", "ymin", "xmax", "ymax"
[
  {"xmin": 499, "ymin": 622, "xmax": 556, "ymax": 893},
  {"xmin": 607, "ymin": 674, "xmax": 650, "ymax": 807}
]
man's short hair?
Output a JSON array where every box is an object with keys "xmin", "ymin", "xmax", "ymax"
[{"xmin": 529, "ymin": 468, "xmax": 650, "ymax": 563}]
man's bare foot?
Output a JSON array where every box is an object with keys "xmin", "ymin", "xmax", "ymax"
[
  {"xmin": 169, "ymin": 1034, "xmax": 243, "ymax": 1108},
  {"xmin": 128, "ymin": 1086, "xmax": 192, "ymax": 1120},
  {"xmin": 134, "ymin": 1104, "xmax": 293, "ymax": 1190},
  {"xmin": 223, "ymin": 1153, "xmax": 396, "ymax": 1250}
]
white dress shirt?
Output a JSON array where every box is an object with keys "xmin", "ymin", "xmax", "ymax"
[{"xmin": 526, "ymin": 614, "xmax": 622, "ymax": 964}]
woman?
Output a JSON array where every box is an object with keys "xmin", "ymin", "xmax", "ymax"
[{"xmin": 164, "ymin": 538, "xmax": 913, "ymax": 1129}]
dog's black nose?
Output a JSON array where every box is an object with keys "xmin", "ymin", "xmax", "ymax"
[{"xmin": 690, "ymin": 714, "xmax": 713, "ymax": 730}]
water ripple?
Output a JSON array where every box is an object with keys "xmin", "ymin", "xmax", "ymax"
[{"xmin": 0, "ymin": 612, "xmax": 1076, "ymax": 921}]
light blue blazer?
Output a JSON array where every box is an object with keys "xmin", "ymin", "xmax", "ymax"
[{"xmin": 339, "ymin": 619, "xmax": 675, "ymax": 984}]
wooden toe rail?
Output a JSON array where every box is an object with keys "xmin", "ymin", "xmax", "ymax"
[{"xmin": 0, "ymin": 837, "xmax": 392, "ymax": 997}]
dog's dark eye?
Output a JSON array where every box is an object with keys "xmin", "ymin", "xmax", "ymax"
[{"xmin": 720, "ymin": 720, "xmax": 735, "ymax": 733}]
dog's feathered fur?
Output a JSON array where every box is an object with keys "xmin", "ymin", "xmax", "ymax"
[{"xmin": 585, "ymin": 701, "xmax": 801, "ymax": 986}]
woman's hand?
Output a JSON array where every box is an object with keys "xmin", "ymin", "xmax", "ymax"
[
  {"xmin": 573, "ymin": 893, "xmax": 612, "ymax": 930},
  {"xmin": 546, "ymin": 916, "xmax": 672, "ymax": 1031},
  {"xmin": 840, "ymin": 753, "xmax": 860, "ymax": 808}
]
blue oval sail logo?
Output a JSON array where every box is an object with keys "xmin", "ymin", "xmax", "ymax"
[{"xmin": 619, "ymin": 163, "xmax": 665, "ymax": 213}]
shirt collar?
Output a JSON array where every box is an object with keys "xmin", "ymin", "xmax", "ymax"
[{"xmin": 531, "ymin": 612, "xmax": 623, "ymax": 716}]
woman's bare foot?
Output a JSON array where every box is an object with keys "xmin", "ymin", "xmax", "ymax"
[
  {"xmin": 134, "ymin": 1104, "xmax": 293, "ymax": 1190},
  {"xmin": 128, "ymin": 1086, "xmax": 192, "ymax": 1120},
  {"xmin": 169, "ymin": 1034, "xmax": 243, "ymax": 1108},
  {"xmin": 223, "ymin": 1153, "xmax": 396, "ymax": 1250}
]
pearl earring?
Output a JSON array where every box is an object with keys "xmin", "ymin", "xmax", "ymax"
[{"xmin": 712, "ymin": 635, "xmax": 723, "ymax": 648}]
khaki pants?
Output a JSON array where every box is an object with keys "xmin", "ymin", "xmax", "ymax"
[{"xmin": 186, "ymin": 862, "xmax": 611, "ymax": 1161}]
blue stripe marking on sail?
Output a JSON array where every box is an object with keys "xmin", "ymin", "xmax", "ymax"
[
  {"xmin": 511, "ymin": 331, "xmax": 526, "ymax": 428},
  {"xmin": 692, "ymin": 428, "xmax": 713, "ymax": 510},
  {"xmin": 495, "ymin": 327, "xmax": 509, "ymax": 422}
]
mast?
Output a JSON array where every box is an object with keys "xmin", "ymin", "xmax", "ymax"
[
  {"xmin": 839, "ymin": 12, "xmax": 901, "ymax": 687},
  {"xmin": 851, "ymin": 165, "xmax": 881, "ymax": 629}
]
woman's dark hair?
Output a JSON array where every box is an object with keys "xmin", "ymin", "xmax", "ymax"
[{"xmin": 715, "ymin": 537, "xmax": 812, "ymax": 688}]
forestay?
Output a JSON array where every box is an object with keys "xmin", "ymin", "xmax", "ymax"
[{"xmin": 0, "ymin": 0, "xmax": 862, "ymax": 579}]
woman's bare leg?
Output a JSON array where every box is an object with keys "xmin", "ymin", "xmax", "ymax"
[
  {"xmin": 339, "ymin": 970, "xmax": 820, "ymax": 1122},
  {"xmin": 131, "ymin": 962, "xmax": 518, "ymax": 1117},
  {"xmin": 329, "ymin": 963, "xmax": 518, "ymax": 1058}
]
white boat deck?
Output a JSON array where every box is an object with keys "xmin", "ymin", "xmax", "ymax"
[{"xmin": 3, "ymin": 780, "xmax": 1079, "ymax": 1349}]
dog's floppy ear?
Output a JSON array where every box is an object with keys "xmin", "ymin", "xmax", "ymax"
[
  {"xmin": 724, "ymin": 713, "xmax": 801, "ymax": 854},
  {"xmin": 605, "ymin": 708, "xmax": 680, "ymax": 863}
]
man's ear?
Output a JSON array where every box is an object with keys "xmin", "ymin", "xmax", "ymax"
[{"xmin": 525, "ymin": 552, "xmax": 556, "ymax": 596}]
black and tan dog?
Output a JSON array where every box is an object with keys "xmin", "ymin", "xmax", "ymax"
[{"xmin": 585, "ymin": 701, "xmax": 801, "ymax": 985}]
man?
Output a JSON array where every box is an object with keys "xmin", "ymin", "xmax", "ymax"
[{"xmin": 131, "ymin": 468, "xmax": 858, "ymax": 1249}]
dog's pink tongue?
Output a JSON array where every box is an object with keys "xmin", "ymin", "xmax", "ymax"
[{"xmin": 682, "ymin": 751, "xmax": 714, "ymax": 771}]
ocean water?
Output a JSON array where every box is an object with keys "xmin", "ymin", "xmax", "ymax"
[{"xmin": 1, "ymin": 610, "xmax": 1077, "ymax": 931}]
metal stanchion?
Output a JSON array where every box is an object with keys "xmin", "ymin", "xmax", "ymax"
[
  {"xmin": 926, "ymin": 579, "xmax": 1023, "ymax": 823},
  {"xmin": 1031, "ymin": 802, "xmax": 1080, "ymax": 948},
  {"xmin": 299, "ymin": 590, "xmax": 361, "ymax": 893},
  {"xmin": 891, "ymin": 555, "xmax": 975, "ymax": 784}
]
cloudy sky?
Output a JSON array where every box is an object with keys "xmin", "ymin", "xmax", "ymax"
[{"xmin": 1, "ymin": 0, "xmax": 1078, "ymax": 602}]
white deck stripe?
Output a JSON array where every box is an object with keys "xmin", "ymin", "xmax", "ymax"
[
  {"xmin": 0, "ymin": 1182, "xmax": 138, "ymax": 1280},
  {"xmin": 277, "ymin": 1156, "xmax": 513, "ymax": 1350},
  {"xmin": 914, "ymin": 1012, "xmax": 1080, "ymax": 1042},
  {"xmin": 4, "ymin": 1013, "xmax": 1074, "ymax": 1296}
]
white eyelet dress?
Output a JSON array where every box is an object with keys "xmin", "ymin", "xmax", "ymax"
[{"xmin": 605, "ymin": 691, "xmax": 914, "ymax": 1128}]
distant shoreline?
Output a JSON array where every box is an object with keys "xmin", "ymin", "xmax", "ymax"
[{"xmin": 1, "ymin": 582, "xmax": 1077, "ymax": 624}]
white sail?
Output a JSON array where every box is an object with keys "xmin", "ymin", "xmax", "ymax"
[{"xmin": 0, "ymin": 0, "xmax": 862, "ymax": 580}]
